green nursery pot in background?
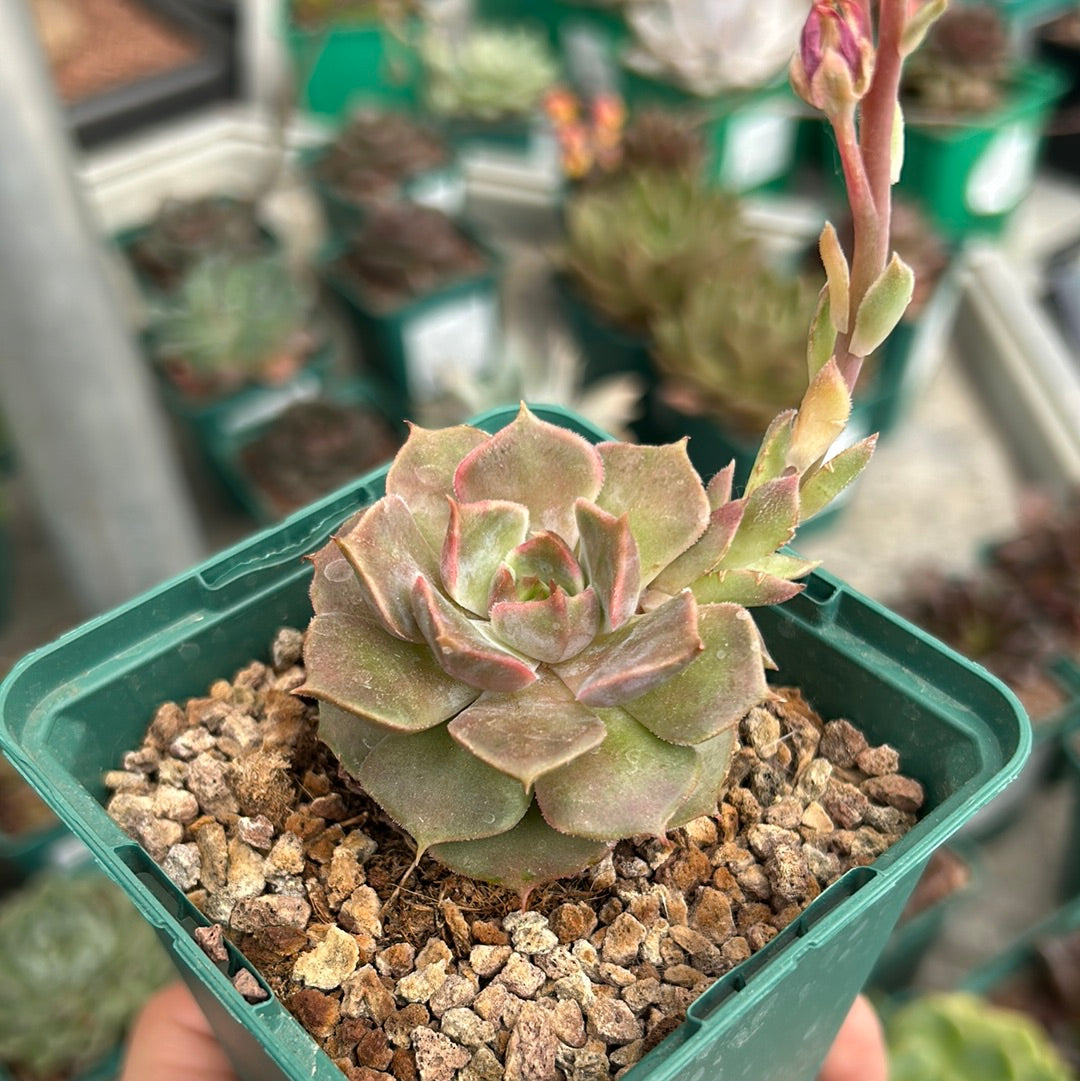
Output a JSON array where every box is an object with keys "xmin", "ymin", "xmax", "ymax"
[{"xmin": 0, "ymin": 404, "xmax": 1032, "ymax": 1081}]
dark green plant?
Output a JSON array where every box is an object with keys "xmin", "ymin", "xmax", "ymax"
[
  {"xmin": 616, "ymin": 106, "xmax": 707, "ymax": 178},
  {"xmin": 0, "ymin": 874, "xmax": 174, "ymax": 1080}
]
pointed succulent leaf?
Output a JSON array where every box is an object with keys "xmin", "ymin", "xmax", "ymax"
[
  {"xmin": 314, "ymin": 702, "xmax": 388, "ymax": 777},
  {"xmin": 799, "ymin": 434, "xmax": 877, "ymax": 521},
  {"xmin": 535, "ymin": 709, "xmax": 701, "ymax": 840},
  {"xmin": 787, "ymin": 359, "xmax": 851, "ymax": 474},
  {"xmin": 336, "ymin": 496, "xmax": 440, "ymax": 642},
  {"xmin": 819, "ymin": 222, "xmax": 850, "ymax": 334},
  {"xmin": 744, "ymin": 411, "xmax": 796, "ymax": 498},
  {"xmin": 807, "ymin": 287, "xmax": 838, "ymax": 380},
  {"xmin": 386, "ymin": 423, "xmax": 488, "ymax": 552},
  {"xmin": 753, "ymin": 553, "xmax": 821, "ymax": 580},
  {"xmin": 430, "ymin": 803, "xmax": 611, "ymax": 894},
  {"xmin": 490, "ymin": 585, "xmax": 602, "ymax": 663},
  {"xmin": 504, "ymin": 532, "xmax": 585, "ymax": 596},
  {"xmin": 900, "ymin": 0, "xmax": 947, "ymax": 56},
  {"xmin": 297, "ymin": 612, "xmax": 479, "ymax": 731},
  {"xmin": 849, "ymin": 254, "xmax": 916, "ymax": 358},
  {"xmin": 442, "ymin": 499, "xmax": 529, "ymax": 615},
  {"xmin": 622, "ymin": 603, "xmax": 769, "ymax": 744},
  {"xmin": 595, "ymin": 441, "xmax": 711, "ymax": 583},
  {"xmin": 718, "ymin": 475, "xmax": 800, "ymax": 569},
  {"xmin": 560, "ymin": 591, "xmax": 703, "ymax": 708},
  {"xmin": 650, "ymin": 500, "xmax": 745, "ymax": 595},
  {"xmin": 411, "ymin": 577, "xmax": 538, "ymax": 692},
  {"xmin": 454, "ymin": 404, "xmax": 603, "ymax": 546},
  {"xmin": 575, "ymin": 500, "xmax": 641, "ymax": 632},
  {"xmin": 448, "ymin": 674, "xmax": 607, "ymax": 789},
  {"xmin": 358, "ymin": 724, "xmax": 531, "ymax": 851},
  {"xmin": 669, "ymin": 728, "xmax": 737, "ymax": 825},
  {"xmin": 690, "ymin": 569, "xmax": 806, "ymax": 607},
  {"xmin": 308, "ymin": 530, "xmax": 368, "ymax": 617},
  {"xmin": 705, "ymin": 463, "xmax": 735, "ymax": 509}
]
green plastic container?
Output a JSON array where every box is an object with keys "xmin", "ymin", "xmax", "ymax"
[
  {"xmin": 1053, "ymin": 664, "xmax": 1080, "ymax": 898},
  {"xmin": 619, "ymin": 70, "xmax": 801, "ymax": 194},
  {"xmin": 473, "ymin": 0, "xmax": 626, "ymax": 51},
  {"xmin": 0, "ymin": 404, "xmax": 1030, "ymax": 1081},
  {"xmin": 896, "ymin": 63, "xmax": 1065, "ymax": 242},
  {"xmin": 320, "ymin": 240, "xmax": 500, "ymax": 411},
  {"xmin": 282, "ymin": 14, "xmax": 422, "ymax": 120}
]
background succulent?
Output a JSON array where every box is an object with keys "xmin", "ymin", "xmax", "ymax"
[
  {"xmin": 886, "ymin": 992, "xmax": 1073, "ymax": 1081},
  {"xmin": 562, "ymin": 169, "xmax": 749, "ymax": 332},
  {"xmin": 0, "ymin": 873, "xmax": 175, "ymax": 1080},
  {"xmin": 299, "ymin": 398, "xmax": 874, "ymax": 894},
  {"xmin": 420, "ymin": 25, "xmax": 559, "ymax": 122},
  {"xmin": 615, "ymin": 106, "xmax": 707, "ymax": 179},
  {"xmin": 329, "ymin": 203, "xmax": 488, "ymax": 311},
  {"xmin": 313, "ymin": 109, "xmax": 451, "ymax": 202}
]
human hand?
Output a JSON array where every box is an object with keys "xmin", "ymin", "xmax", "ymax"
[
  {"xmin": 818, "ymin": 994, "xmax": 888, "ymax": 1081},
  {"xmin": 119, "ymin": 981, "xmax": 238, "ymax": 1081}
]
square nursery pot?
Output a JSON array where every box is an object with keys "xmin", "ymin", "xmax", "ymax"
[
  {"xmin": 618, "ymin": 70, "xmax": 802, "ymax": 195},
  {"xmin": 282, "ymin": 12, "xmax": 422, "ymax": 120},
  {"xmin": 319, "ymin": 237, "xmax": 500, "ymax": 412},
  {"xmin": 0, "ymin": 404, "xmax": 1030, "ymax": 1081},
  {"xmin": 895, "ymin": 62, "xmax": 1066, "ymax": 243},
  {"xmin": 65, "ymin": 0, "xmax": 233, "ymax": 150}
]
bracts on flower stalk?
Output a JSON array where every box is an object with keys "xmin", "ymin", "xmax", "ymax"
[{"xmin": 297, "ymin": 0, "xmax": 943, "ymax": 901}]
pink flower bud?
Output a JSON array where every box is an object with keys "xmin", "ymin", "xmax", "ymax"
[{"xmin": 790, "ymin": 0, "xmax": 875, "ymax": 117}]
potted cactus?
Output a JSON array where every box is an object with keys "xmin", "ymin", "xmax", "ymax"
[
  {"xmin": 0, "ymin": 872, "xmax": 175, "ymax": 1081},
  {"xmin": 302, "ymin": 108, "xmax": 464, "ymax": 234},
  {"xmin": 320, "ymin": 203, "xmax": 500, "ymax": 410},
  {"xmin": 0, "ymin": 4, "xmax": 1035, "ymax": 1081},
  {"xmin": 418, "ymin": 22, "xmax": 561, "ymax": 160},
  {"xmin": 889, "ymin": 3, "xmax": 1066, "ymax": 239},
  {"xmin": 147, "ymin": 253, "xmax": 334, "ymax": 445}
]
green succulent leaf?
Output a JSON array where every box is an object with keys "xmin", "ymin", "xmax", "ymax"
[
  {"xmin": 670, "ymin": 727, "xmax": 738, "ymax": 824},
  {"xmin": 358, "ymin": 724, "xmax": 531, "ymax": 851},
  {"xmin": 849, "ymin": 254, "xmax": 916, "ymax": 358},
  {"xmin": 386, "ymin": 423, "xmax": 488, "ymax": 552},
  {"xmin": 308, "ymin": 523, "xmax": 368, "ymax": 615},
  {"xmin": 690, "ymin": 569, "xmax": 806, "ymax": 607},
  {"xmin": 336, "ymin": 495, "xmax": 440, "ymax": 642},
  {"xmin": 622, "ymin": 603, "xmax": 769, "ymax": 744},
  {"xmin": 441, "ymin": 499, "xmax": 529, "ymax": 615},
  {"xmin": 744, "ymin": 411, "xmax": 796, "ymax": 497},
  {"xmin": 430, "ymin": 803, "xmax": 611, "ymax": 895},
  {"xmin": 299, "ymin": 611, "xmax": 480, "ymax": 731},
  {"xmin": 490, "ymin": 585, "xmax": 602, "ymax": 663},
  {"xmin": 454, "ymin": 404, "xmax": 603, "ymax": 546},
  {"xmin": 717, "ymin": 475, "xmax": 800, "ymax": 569},
  {"xmin": 412, "ymin": 576, "xmax": 538, "ymax": 692},
  {"xmin": 706, "ymin": 462, "xmax": 736, "ymax": 509},
  {"xmin": 448, "ymin": 674, "xmax": 607, "ymax": 789},
  {"xmin": 650, "ymin": 500, "xmax": 745, "ymax": 595},
  {"xmin": 819, "ymin": 222, "xmax": 851, "ymax": 334},
  {"xmin": 535, "ymin": 709, "xmax": 701, "ymax": 839},
  {"xmin": 807, "ymin": 287, "xmax": 838, "ymax": 380},
  {"xmin": 504, "ymin": 531, "xmax": 585, "ymax": 595},
  {"xmin": 575, "ymin": 500, "xmax": 641, "ymax": 632},
  {"xmin": 595, "ymin": 441, "xmax": 711, "ymax": 583},
  {"xmin": 559, "ymin": 591, "xmax": 703, "ymax": 708},
  {"xmin": 787, "ymin": 359, "xmax": 851, "ymax": 474},
  {"xmin": 799, "ymin": 435, "xmax": 878, "ymax": 522},
  {"xmin": 315, "ymin": 701, "xmax": 389, "ymax": 776}
]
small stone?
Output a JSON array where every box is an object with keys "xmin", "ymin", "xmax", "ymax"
[
  {"xmin": 340, "ymin": 886, "xmax": 383, "ymax": 937},
  {"xmin": 861, "ymin": 774, "xmax": 924, "ymax": 814},
  {"xmin": 293, "ymin": 925, "xmax": 360, "ymax": 990},
  {"xmin": 612, "ymin": 854, "xmax": 650, "ymax": 879},
  {"xmin": 668, "ymin": 926, "xmax": 721, "ymax": 973},
  {"xmin": 610, "ymin": 1039, "xmax": 644, "ymax": 1068},
  {"xmin": 473, "ymin": 983, "xmax": 518, "ymax": 1026},
  {"xmin": 429, "ymin": 973, "xmax": 478, "ymax": 1017},
  {"xmin": 194, "ymin": 922, "xmax": 228, "ymax": 962},
  {"xmin": 720, "ymin": 937, "xmax": 751, "ymax": 968},
  {"xmin": 227, "ymin": 838, "xmax": 266, "ymax": 900},
  {"xmin": 309, "ymin": 793, "xmax": 350, "ymax": 821},
  {"xmin": 469, "ymin": 944, "xmax": 511, "ymax": 979},
  {"xmin": 439, "ymin": 899, "xmax": 472, "ymax": 956},
  {"xmin": 232, "ymin": 968, "xmax": 269, "ymax": 1003},
  {"xmin": 584, "ymin": 997, "xmax": 643, "ymax": 1044},
  {"xmin": 342, "ymin": 966, "xmax": 397, "ymax": 1023},
  {"xmin": 622, "ymin": 976, "xmax": 662, "ymax": 1014},
  {"xmin": 762, "ymin": 796, "xmax": 803, "ymax": 830},
  {"xmin": 534, "ymin": 945, "xmax": 579, "ymax": 981},
  {"xmin": 220, "ymin": 711, "xmax": 261, "ymax": 753},
  {"xmin": 549, "ymin": 903, "xmax": 601, "ymax": 946},
  {"xmin": 556, "ymin": 1045, "xmax": 610, "ymax": 1081},
  {"xmin": 744, "ymin": 707, "xmax": 782, "ymax": 758},
  {"xmin": 734, "ymin": 864, "xmax": 772, "ymax": 902},
  {"xmin": 377, "ymin": 942, "xmax": 418, "ymax": 979},
  {"xmin": 147, "ymin": 701, "xmax": 187, "ymax": 749},
  {"xmin": 287, "ymin": 987, "xmax": 340, "ymax": 1038},
  {"xmin": 238, "ymin": 814, "xmax": 275, "ymax": 851},
  {"xmin": 505, "ymin": 1001, "xmax": 558, "ymax": 1081},
  {"xmin": 397, "ymin": 960, "xmax": 449, "ymax": 1004},
  {"xmin": 548, "ymin": 998, "xmax": 586, "ymax": 1047},
  {"xmin": 746, "ymin": 923, "xmax": 778, "ymax": 952},
  {"xmin": 460, "ymin": 1046, "xmax": 504, "ymax": 1081},
  {"xmin": 656, "ymin": 846, "xmax": 710, "ymax": 893},
  {"xmin": 819, "ymin": 719, "xmax": 868, "ymax": 768},
  {"xmin": 157, "ymin": 759, "xmax": 188, "ymax": 787},
  {"xmin": 601, "ymin": 912, "xmax": 646, "ymax": 967},
  {"xmin": 793, "ymin": 759, "xmax": 833, "ymax": 803},
  {"xmin": 162, "ymin": 843, "xmax": 202, "ymax": 891},
  {"xmin": 747, "ymin": 824, "xmax": 801, "ymax": 860},
  {"xmin": 505, "ymin": 912, "xmax": 559, "ymax": 955},
  {"xmin": 440, "ymin": 1007, "xmax": 495, "ymax": 1047},
  {"xmin": 749, "ymin": 763, "xmax": 787, "ymax": 808},
  {"xmin": 357, "ymin": 1029, "xmax": 395, "ymax": 1071},
  {"xmin": 104, "ymin": 769, "xmax": 150, "ymax": 793},
  {"xmin": 551, "ymin": 970, "xmax": 595, "ymax": 1006},
  {"xmin": 271, "ymin": 626, "xmax": 304, "ymax": 671},
  {"xmin": 823, "ymin": 780, "xmax": 869, "ymax": 829},
  {"xmin": 727, "ymin": 788, "xmax": 762, "ymax": 827},
  {"xmin": 327, "ymin": 849, "xmax": 364, "ymax": 907},
  {"xmin": 495, "ymin": 953, "xmax": 545, "ymax": 998},
  {"xmin": 191, "ymin": 819, "xmax": 229, "ymax": 890},
  {"xmin": 689, "ymin": 887, "xmax": 735, "ymax": 944},
  {"xmin": 625, "ymin": 893, "xmax": 661, "ymax": 926},
  {"xmin": 589, "ymin": 855, "xmax": 617, "ymax": 891},
  {"xmin": 863, "ymin": 803, "xmax": 912, "ymax": 834},
  {"xmin": 800, "ymin": 801, "xmax": 834, "ymax": 834},
  {"xmin": 682, "ymin": 816, "xmax": 718, "ymax": 847},
  {"xmin": 416, "ymin": 938, "xmax": 453, "ymax": 969},
  {"xmin": 412, "ymin": 1027, "xmax": 470, "ymax": 1081},
  {"xmin": 169, "ymin": 728, "xmax": 216, "ymax": 761},
  {"xmin": 855, "ymin": 744, "xmax": 901, "ymax": 776},
  {"xmin": 385, "ymin": 1004, "xmax": 432, "ymax": 1048},
  {"xmin": 134, "ymin": 815, "xmax": 184, "ymax": 863},
  {"xmin": 187, "ymin": 753, "xmax": 240, "ymax": 818},
  {"xmin": 596, "ymin": 962, "xmax": 636, "ymax": 988},
  {"xmin": 470, "ymin": 920, "xmax": 509, "ymax": 946},
  {"xmin": 266, "ymin": 832, "xmax": 305, "ymax": 875},
  {"xmin": 766, "ymin": 843, "xmax": 817, "ymax": 906},
  {"xmin": 230, "ymin": 895, "xmax": 311, "ymax": 933},
  {"xmin": 803, "ymin": 843, "xmax": 841, "ymax": 884}
]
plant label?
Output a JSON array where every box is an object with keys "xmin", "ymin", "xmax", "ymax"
[{"xmin": 402, "ymin": 291, "xmax": 498, "ymax": 401}]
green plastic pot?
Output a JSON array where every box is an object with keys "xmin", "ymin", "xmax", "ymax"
[
  {"xmin": 1053, "ymin": 663, "xmax": 1080, "ymax": 898},
  {"xmin": 320, "ymin": 239, "xmax": 500, "ymax": 411},
  {"xmin": 895, "ymin": 63, "xmax": 1065, "ymax": 242},
  {"xmin": 619, "ymin": 70, "xmax": 801, "ymax": 194},
  {"xmin": 282, "ymin": 13, "xmax": 422, "ymax": 119},
  {"xmin": 0, "ymin": 404, "xmax": 1030, "ymax": 1081},
  {"xmin": 472, "ymin": 0, "xmax": 626, "ymax": 52}
]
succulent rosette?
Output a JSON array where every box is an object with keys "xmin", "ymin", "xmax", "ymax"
[{"xmin": 300, "ymin": 390, "xmax": 870, "ymax": 892}]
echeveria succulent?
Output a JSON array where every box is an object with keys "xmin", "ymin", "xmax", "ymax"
[{"xmin": 299, "ymin": 389, "xmax": 873, "ymax": 893}]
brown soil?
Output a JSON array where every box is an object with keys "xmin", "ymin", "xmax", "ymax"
[
  {"xmin": 35, "ymin": 0, "xmax": 201, "ymax": 104},
  {"xmin": 105, "ymin": 630, "xmax": 925, "ymax": 1081}
]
